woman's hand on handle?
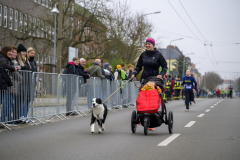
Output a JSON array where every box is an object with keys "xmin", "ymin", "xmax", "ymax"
[
  {"xmin": 131, "ymin": 74, "xmax": 135, "ymax": 79},
  {"xmin": 157, "ymin": 75, "xmax": 162, "ymax": 79}
]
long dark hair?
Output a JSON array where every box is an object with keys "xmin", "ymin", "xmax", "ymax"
[{"xmin": 0, "ymin": 46, "xmax": 13, "ymax": 58}]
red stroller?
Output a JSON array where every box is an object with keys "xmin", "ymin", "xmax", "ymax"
[{"xmin": 131, "ymin": 76, "xmax": 173, "ymax": 135}]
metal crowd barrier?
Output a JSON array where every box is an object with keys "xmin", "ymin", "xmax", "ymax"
[
  {"xmin": 0, "ymin": 70, "xmax": 140, "ymax": 130},
  {"xmin": 31, "ymin": 72, "xmax": 58, "ymax": 122}
]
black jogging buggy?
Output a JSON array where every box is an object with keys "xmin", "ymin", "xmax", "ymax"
[{"xmin": 131, "ymin": 76, "xmax": 173, "ymax": 135}]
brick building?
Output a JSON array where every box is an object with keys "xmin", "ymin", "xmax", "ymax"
[{"xmin": 0, "ymin": 0, "xmax": 106, "ymax": 72}]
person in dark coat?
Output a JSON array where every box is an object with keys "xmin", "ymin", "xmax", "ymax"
[
  {"xmin": 65, "ymin": 57, "xmax": 80, "ymax": 116},
  {"xmin": 131, "ymin": 38, "xmax": 168, "ymax": 82},
  {"xmin": 0, "ymin": 46, "xmax": 18, "ymax": 72},
  {"xmin": 16, "ymin": 44, "xmax": 31, "ymax": 71},
  {"xmin": 131, "ymin": 38, "xmax": 168, "ymax": 131},
  {"xmin": 100, "ymin": 59, "xmax": 105, "ymax": 77},
  {"xmin": 77, "ymin": 58, "xmax": 90, "ymax": 83},
  {"xmin": 16, "ymin": 44, "xmax": 32, "ymax": 120},
  {"xmin": 0, "ymin": 46, "xmax": 19, "ymax": 123},
  {"xmin": 27, "ymin": 47, "xmax": 38, "ymax": 72},
  {"xmin": 103, "ymin": 63, "xmax": 114, "ymax": 81}
]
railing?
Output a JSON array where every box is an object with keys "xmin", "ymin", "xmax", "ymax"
[{"xmin": 0, "ymin": 70, "xmax": 140, "ymax": 130}]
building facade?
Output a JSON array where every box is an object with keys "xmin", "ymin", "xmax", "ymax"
[{"xmin": 0, "ymin": 0, "xmax": 105, "ymax": 72}]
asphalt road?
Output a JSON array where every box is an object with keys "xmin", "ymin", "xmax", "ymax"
[{"xmin": 0, "ymin": 98, "xmax": 240, "ymax": 160}]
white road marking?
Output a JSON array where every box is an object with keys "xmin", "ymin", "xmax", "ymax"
[
  {"xmin": 210, "ymin": 106, "xmax": 214, "ymax": 108},
  {"xmin": 184, "ymin": 121, "xmax": 196, "ymax": 127},
  {"xmin": 197, "ymin": 114, "xmax": 205, "ymax": 117},
  {"xmin": 205, "ymin": 109, "xmax": 211, "ymax": 112},
  {"xmin": 157, "ymin": 134, "xmax": 181, "ymax": 146},
  {"xmin": 214, "ymin": 104, "xmax": 217, "ymax": 106}
]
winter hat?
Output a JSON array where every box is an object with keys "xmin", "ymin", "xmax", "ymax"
[
  {"xmin": 146, "ymin": 38, "xmax": 155, "ymax": 46},
  {"xmin": 116, "ymin": 65, "xmax": 121, "ymax": 69},
  {"xmin": 104, "ymin": 63, "xmax": 109, "ymax": 69},
  {"xmin": 17, "ymin": 44, "xmax": 27, "ymax": 53}
]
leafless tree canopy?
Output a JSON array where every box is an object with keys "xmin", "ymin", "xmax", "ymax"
[{"xmin": 7, "ymin": 0, "xmax": 155, "ymax": 68}]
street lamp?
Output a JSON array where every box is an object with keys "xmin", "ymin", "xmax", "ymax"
[
  {"xmin": 140, "ymin": 11, "xmax": 161, "ymax": 46},
  {"xmin": 182, "ymin": 52, "xmax": 194, "ymax": 78},
  {"xmin": 168, "ymin": 38, "xmax": 183, "ymax": 73},
  {"xmin": 143, "ymin": 11, "xmax": 161, "ymax": 16},
  {"xmin": 51, "ymin": 4, "xmax": 59, "ymax": 64}
]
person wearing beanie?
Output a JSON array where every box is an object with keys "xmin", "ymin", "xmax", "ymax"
[
  {"xmin": 16, "ymin": 44, "xmax": 31, "ymax": 71},
  {"xmin": 131, "ymin": 38, "xmax": 168, "ymax": 131},
  {"xmin": 131, "ymin": 38, "xmax": 168, "ymax": 82},
  {"xmin": 114, "ymin": 65, "xmax": 125, "ymax": 80},
  {"xmin": 103, "ymin": 62, "xmax": 114, "ymax": 81}
]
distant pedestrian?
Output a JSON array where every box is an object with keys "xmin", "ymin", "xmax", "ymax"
[{"xmin": 229, "ymin": 86, "xmax": 233, "ymax": 99}]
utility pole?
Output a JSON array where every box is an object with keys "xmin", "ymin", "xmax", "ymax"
[
  {"xmin": 204, "ymin": 72, "xmax": 206, "ymax": 89},
  {"xmin": 56, "ymin": 0, "xmax": 63, "ymax": 74}
]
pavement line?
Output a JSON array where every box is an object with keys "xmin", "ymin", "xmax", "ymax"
[
  {"xmin": 197, "ymin": 114, "xmax": 205, "ymax": 117},
  {"xmin": 210, "ymin": 106, "xmax": 214, "ymax": 108},
  {"xmin": 214, "ymin": 104, "xmax": 217, "ymax": 105},
  {"xmin": 184, "ymin": 121, "xmax": 196, "ymax": 127},
  {"xmin": 157, "ymin": 134, "xmax": 181, "ymax": 146},
  {"xmin": 205, "ymin": 109, "xmax": 211, "ymax": 112}
]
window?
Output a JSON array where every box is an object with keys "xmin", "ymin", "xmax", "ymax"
[
  {"xmin": 33, "ymin": 17, "xmax": 36, "ymax": 36},
  {"xmin": 48, "ymin": 25, "xmax": 51, "ymax": 39},
  {"xmin": 49, "ymin": 0, "xmax": 52, "ymax": 9},
  {"xmin": 19, "ymin": 12, "xmax": 23, "ymax": 32},
  {"xmin": 38, "ymin": 0, "xmax": 41, "ymax": 4},
  {"xmin": 172, "ymin": 62, "xmax": 175, "ymax": 66},
  {"xmin": 29, "ymin": 16, "xmax": 32, "ymax": 35},
  {"xmin": 46, "ymin": 0, "xmax": 48, "ymax": 8},
  {"xmin": 41, "ymin": 20, "xmax": 44, "ymax": 38},
  {"xmin": 0, "ymin": 4, "xmax": 2, "ymax": 26},
  {"xmin": 42, "ymin": 0, "xmax": 45, "ymax": 6},
  {"xmin": 34, "ymin": 0, "xmax": 37, "ymax": 2},
  {"xmin": 82, "ymin": 44, "xmax": 85, "ymax": 55},
  {"xmin": 70, "ymin": 17, "xmax": 73, "ymax": 27},
  {"xmin": 63, "ymin": 1, "xmax": 65, "ymax": 12},
  {"xmin": 37, "ymin": 19, "xmax": 40, "ymax": 37},
  {"xmin": 24, "ymin": 14, "xmax": 27, "ymax": 33},
  {"xmin": 71, "ymin": 3, "xmax": 74, "ymax": 15},
  {"xmin": 4, "ymin": 6, "xmax": 7, "ymax": 27},
  {"xmin": 9, "ymin": 8, "xmax": 13, "ymax": 29},
  {"xmin": 14, "ymin": 10, "xmax": 18, "ymax": 31},
  {"xmin": 45, "ymin": 24, "xmax": 48, "ymax": 38}
]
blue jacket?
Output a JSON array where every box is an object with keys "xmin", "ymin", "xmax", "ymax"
[{"xmin": 182, "ymin": 76, "xmax": 197, "ymax": 92}]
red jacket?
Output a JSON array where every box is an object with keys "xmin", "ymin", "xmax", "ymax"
[{"xmin": 216, "ymin": 89, "xmax": 220, "ymax": 94}]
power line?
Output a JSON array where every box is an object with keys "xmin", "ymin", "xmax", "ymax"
[
  {"xmin": 217, "ymin": 61, "xmax": 240, "ymax": 64},
  {"xmin": 167, "ymin": 0, "xmax": 203, "ymax": 44},
  {"xmin": 179, "ymin": 0, "xmax": 209, "ymax": 44}
]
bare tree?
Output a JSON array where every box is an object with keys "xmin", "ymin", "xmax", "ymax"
[{"xmin": 204, "ymin": 72, "xmax": 222, "ymax": 91}]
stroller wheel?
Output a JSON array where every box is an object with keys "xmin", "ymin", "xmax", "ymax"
[
  {"xmin": 168, "ymin": 111, "xmax": 173, "ymax": 134},
  {"xmin": 131, "ymin": 110, "xmax": 137, "ymax": 133},
  {"xmin": 144, "ymin": 117, "xmax": 149, "ymax": 136}
]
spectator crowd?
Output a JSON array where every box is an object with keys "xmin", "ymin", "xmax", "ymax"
[{"xmin": 0, "ymin": 44, "xmax": 136, "ymax": 125}]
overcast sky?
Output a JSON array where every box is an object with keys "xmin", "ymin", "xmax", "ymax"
[{"xmin": 115, "ymin": 0, "xmax": 240, "ymax": 80}]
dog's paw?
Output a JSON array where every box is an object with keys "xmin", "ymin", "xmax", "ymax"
[
  {"xmin": 102, "ymin": 127, "xmax": 105, "ymax": 131},
  {"xmin": 98, "ymin": 131, "xmax": 101, "ymax": 133},
  {"xmin": 91, "ymin": 131, "xmax": 94, "ymax": 134}
]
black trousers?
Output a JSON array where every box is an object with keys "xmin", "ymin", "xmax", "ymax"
[{"xmin": 185, "ymin": 91, "xmax": 194, "ymax": 109}]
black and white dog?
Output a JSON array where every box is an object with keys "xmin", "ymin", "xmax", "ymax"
[{"xmin": 90, "ymin": 98, "xmax": 108, "ymax": 133}]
